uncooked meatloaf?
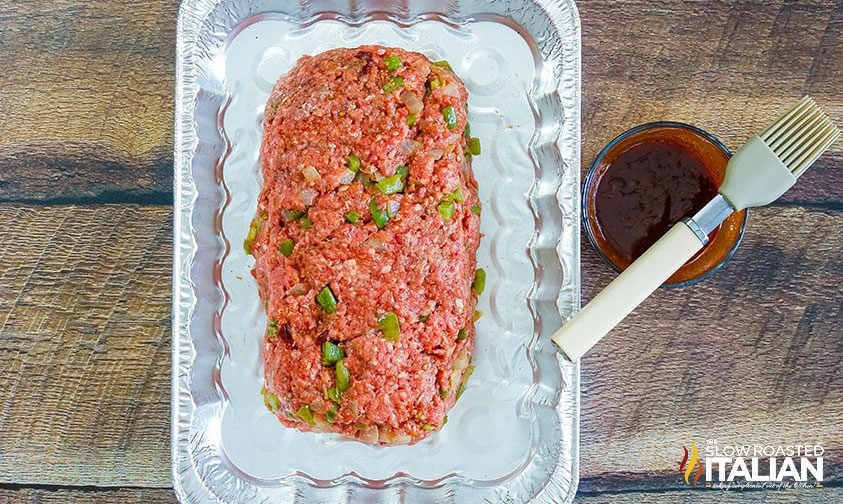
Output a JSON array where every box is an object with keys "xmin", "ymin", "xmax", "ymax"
[{"xmin": 247, "ymin": 45, "xmax": 482, "ymax": 444}]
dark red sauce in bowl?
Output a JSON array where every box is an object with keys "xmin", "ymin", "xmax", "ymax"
[{"xmin": 584, "ymin": 122, "xmax": 748, "ymax": 287}]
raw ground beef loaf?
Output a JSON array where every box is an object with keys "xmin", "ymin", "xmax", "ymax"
[{"xmin": 247, "ymin": 45, "xmax": 482, "ymax": 444}]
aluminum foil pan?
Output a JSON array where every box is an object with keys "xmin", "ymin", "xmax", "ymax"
[{"xmin": 173, "ymin": 1, "xmax": 581, "ymax": 502}]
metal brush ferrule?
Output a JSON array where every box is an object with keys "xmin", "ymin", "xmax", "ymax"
[{"xmin": 682, "ymin": 194, "xmax": 736, "ymax": 244}]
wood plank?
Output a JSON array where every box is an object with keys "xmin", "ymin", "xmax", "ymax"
[
  {"xmin": 0, "ymin": 206, "xmax": 172, "ymax": 486},
  {"xmin": 578, "ymin": 206, "xmax": 843, "ymax": 491},
  {"xmin": 0, "ymin": 487, "xmax": 175, "ymax": 503},
  {"xmin": 0, "ymin": 0, "xmax": 840, "ymax": 494},
  {"xmin": 580, "ymin": 0, "xmax": 842, "ymax": 209},
  {"xmin": 0, "ymin": 0, "xmax": 839, "ymax": 206},
  {"xmin": 0, "ymin": 485, "xmax": 840, "ymax": 504},
  {"xmin": 0, "ymin": 204, "xmax": 840, "ymax": 489},
  {"xmin": 0, "ymin": 0, "xmax": 177, "ymax": 204},
  {"xmin": 574, "ymin": 487, "xmax": 843, "ymax": 503}
]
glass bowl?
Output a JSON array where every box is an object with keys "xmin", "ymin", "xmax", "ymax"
[{"xmin": 583, "ymin": 122, "xmax": 748, "ymax": 288}]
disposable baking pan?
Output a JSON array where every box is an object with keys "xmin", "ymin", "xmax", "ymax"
[{"xmin": 173, "ymin": 0, "xmax": 581, "ymax": 502}]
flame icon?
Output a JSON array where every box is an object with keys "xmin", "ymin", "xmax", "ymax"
[{"xmin": 679, "ymin": 441, "xmax": 704, "ymax": 486}]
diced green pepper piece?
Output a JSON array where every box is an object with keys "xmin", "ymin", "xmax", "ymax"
[
  {"xmin": 464, "ymin": 122, "xmax": 471, "ymax": 137},
  {"xmin": 384, "ymin": 55, "xmax": 403, "ymax": 71},
  {"xmin": 472, "ymin": 268, "xmax": 486, "ymax": 295},
  {"xmin": 336, "ymin": 359, "xmax": 351, "ymax": 393},
  {"xmin": 395, "ymin": 165, "xmax": 409, "ymax": 180},
  {"xmin": 300, "ymin": 216, "xmax": 313, "ymax": 229},
  {"xmin": 326, "ymin": 406, "xmax": 338, "ymax": 423},
  {"xmin": 444, "ymin": 187, "xmax": 464, "ymax": 203},
  {"xmin": 262, "ymin": 386, "xmax": 281, "ymax": 412},
  {"xmin": 437, "ymin": 200, "xmax": 455, "ymax": 221},
  {"xmin": 439, "ymin": 387, "xmax": 448, "ymax": 399},
  {"xmin": 421, "ymin": 423, "xmax": 436, "ymax": 431},
  {"xmin": 468, "ymin": 137, "xmax": 481, "ymax": 155},
  {"xmin": 297, "ymin": 405, "xmax": 315, "ymax": 425},
  {"xmin": 376, "ymin": 173, "xmax": 404, "ymax": 195},
  {"xmin": 383, "ymin": 76, "xmax": 404, "ymax": 93},
  {"xmin": 456, "ymin": 364, "xmax": 475, "ymax": 399},
  {"xmin": 288, "ymin": 209, "xmax": 305, "ymax": 221},
  {"xmin": 470, "ymin": 205, "xmax": 481, "ymax": 215},
  {"xmin": 419, "ymin": 314, "xmax": 430, "ymax": 323},
  {"xmin": 473, "ymin": 310, "xmax": 483, "ymax": 322},
  {"xmin": 457, "ymin": 328, "xmax": 467, "ymax": 341},
  {"xmin": 347, "ymin": 154, "xmax": 361, "ymax": 173},
  {"xmin": 322, "ymin": 341, "xmax": 344, "ymax": 366},
  {"xmin": 278, "ymin": 239, "xmax": 294, "ymax": 257},
  {"xmin": 369, "ymin": 199, "xmax": 389, "ymax": 229},
  {"xmin": 443, "ymin": 415, "xmax": 448, "ymax": 425},
  {"xmin": 316, "ymin": 285, "xmax": 338, "ymax": 314},
  {"xmin": 325, "ymin": 386, "xmax": 341, "ymax": 404},
  {"xmin": 432, "ymin": 60, "xmax": 453, "ymax": 72},
  {"xmin": 378, "ymin": 311, "xmax": 400, "ymax": 342},
  {"xmin": 406, "ymin": 113, "xmax": 416, "ymax": 126},
  {"xmin": 344, "ymin": 210, "xmax": 361, "ymax": 224},
  {"xmin": 267, "ymin": 319, "xmax": 279, "ymax": 339},
  {"xmin": 244, "ymin": 215, "xmax": 263, "ymax": 255},
  {"xmin": 441, "ymin": 106, "xmax": 458, "ymax": 130},
  {"xmin": 430, "ymin": 78, "xmax": 440, "ymax": 91}
]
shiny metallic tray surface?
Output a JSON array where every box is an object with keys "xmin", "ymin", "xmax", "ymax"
[{"xmin": 173, "ymin": 0, "xmax": 581, "ymax": 502}]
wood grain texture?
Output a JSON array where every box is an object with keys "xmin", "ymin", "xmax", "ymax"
[
  {"xmin": 0, "ymin": 0, "xmax": 839, "ymax": 500},
  {"xmin": 0, "ymin": 206, "xmax": 172, "ymax": 486},
  {"xmin": 576, "ymin": 0, "xmax": 843, "ymax": 495},
  {"xmin": 581, "ymin": 0, "xmax": 843, "ymax": 210},
  {"xmin": 0, "ymin": 487, "xmax": 175, "ymax": 503},
  {"xmin": 578, "ymin": 206, "xmax": 843, "ymax": 492},
  {"xmin": 0, "ymin": 0, "xmax": 177, "ymax": 204},
  {"xmin": 574, "ymin": 487, "xmax": 843, "ymax": 503},
  {"xmin": 2, "ymin": 486, "xmax": 842, "ymax": 504}
]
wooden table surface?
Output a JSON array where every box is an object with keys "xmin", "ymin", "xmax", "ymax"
[{"xmin": 0, "ymin": 0, "xmax": 840, "ymax": 502}]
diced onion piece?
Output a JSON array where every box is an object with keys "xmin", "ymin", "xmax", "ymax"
[
  {"xmin": 312, "ymin": 417, "xmax": 330, "ymax": 432},
  {"xmin": 359, "ymin": 424, "xmax": 378, "ymax": 443},
  {"xmin": 366, "ymin": 239, "xmax": 388, "ymax": 252},
  {"xmin": 387, "ymin": 200, "xmax": 400, "ymax": 218},
  {"xmin": 298, "ymin": 188, "xmax": 318, "ymax": 206},
  {"xmin": 399, "ymin": 90, "xmax": 424, "ymax": 114},
  {"xmin": 429, "ymin": 148, "xmax": 444, "ymax": 160},
  {"xmin": 397, "ymin": 139, "xmax": 421, "ymax": 155},
  {"xmin": 287, "ymin": 283, "xmax": 308, "ymax": 296},
  {"xmin": 449, "ymin": 370, "xmax": 461, "ymax": 391},
  {"xmin": 301, "ymin": 165, "xmax": 321, "ymax": 181},
  {"xmin": 453, "ymin": 346, "xmax": 469, "ymax": 370},
  {"xmin": 339, "ymin": 169, "xmax": 356, "ymax": 184},
  {"xmin": 353, "ymin": 171, "xmax": 369, "ymax": 184},
  {"xmin": 442, "ymin": 83, "xmax": 460, "ymax": 98},
  {"xmin": 379, "ymin": 427, "xmax": 411, "ymax": 444},
  {"xmin": 309, "ymin": 400, "xmax": 328, "ymax": 415}
]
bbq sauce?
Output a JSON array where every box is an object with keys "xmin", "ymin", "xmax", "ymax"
[
  {"xmin": 594, "ymin": 141, "xmax": 718, "ymax": 262},
  {"xmin": 584, "ymin": 123, "xmax": 748, "ymax": 286}
]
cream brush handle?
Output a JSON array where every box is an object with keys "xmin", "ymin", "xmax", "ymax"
[{"xmin": 551, "ymin": 222, "xmax": 705, "ymax": 360}]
